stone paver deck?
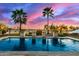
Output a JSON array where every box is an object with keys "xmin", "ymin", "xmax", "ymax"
[{"xmin": 0, "ymin": 51, "xmax": 79, "ymax": 56}]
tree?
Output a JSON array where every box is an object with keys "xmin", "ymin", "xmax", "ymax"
[
  {"xmin": 0, "ymin": 23, "xmax": 8, "ymax": 35},
  {"xmin": 58, "ymin": 25, "xmax": 67, "ymax": 35},
  {"xmin": 43, "ymin": 7, "xmax": 54, "ymax": 34},
  {"xmin": 11, "ymin": 9, "xmax": 27, "ymax": 50},
  {"xmin": 36, "ymin": 30, "xmax": 42, "ymax": 36},
  {"xmin": 50, "ymin": 24, "xmax": 58, "ymax": 37},
  {"xmin": 11, "ymin": 9, "xmax": 27, "ymax": 34},
  {"xmin": 62, "ymin": 25, "xmax": 68, "ymax": 33},
  {"xmin": 44, "ymin": 24, "xmax": 49, "ymax": 35}
]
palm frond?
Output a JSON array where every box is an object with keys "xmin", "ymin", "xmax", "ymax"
[
  {"xmin": 11, "ymin": 9, "xmax": 27, "ymax": 24},
  {"xmin": 43, "ymin": 7, "xmax": 54, "ymax": 18}
]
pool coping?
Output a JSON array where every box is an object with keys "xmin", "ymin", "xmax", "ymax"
[{"xmin": 0, "ymin": 36, "xmax": 79, "ymax": 41}]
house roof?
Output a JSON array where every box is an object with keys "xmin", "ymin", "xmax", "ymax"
[{"xmin": 69, "ymin": 29, "xmax": 79, "ymax": 33}]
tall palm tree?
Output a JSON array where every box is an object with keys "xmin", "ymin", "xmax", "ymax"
[
  {"xmin": 11, "ymin": 9, "xmax": 27, "ymax": 49},
  {"xmin": 11, "ymin": 9, "xmax": 27, "ymax": 35},
  {"xmin": 43, "ymin": 7, "xmax": 54, "ymax": 34}
]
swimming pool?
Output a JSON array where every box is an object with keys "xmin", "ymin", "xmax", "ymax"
[{"xmin": 0, "ymin": 37, "xmax": 79, "ymax": 51}]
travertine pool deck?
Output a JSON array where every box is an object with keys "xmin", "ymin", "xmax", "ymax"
[{"xmin": 0, "ymin": 51, "xmax": 79, "ymax": 56}]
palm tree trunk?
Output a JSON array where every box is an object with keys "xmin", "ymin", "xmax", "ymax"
[
  {"xmin": 47, "ymin": 15, "xmax": 49, "ymax": 34},
  {"xmin": 20, "ymin": 22, "xmax": 21, "ymax": 36},
  {"xmin": 47, "ymin": 16, "xmax": 49, "ymax": 26}
]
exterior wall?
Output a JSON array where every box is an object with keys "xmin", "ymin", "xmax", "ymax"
[
  {"xmin": 8, "ymin": 29, "xmax": 47, "ymax": 36},
  {"xmin": 8, "ymin": 30, "xmax": 19, "ymax": 34}
]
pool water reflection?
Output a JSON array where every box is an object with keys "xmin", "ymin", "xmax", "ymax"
[{"xmin": 0, "ymin": 37, "xmax": 79, "ymax": 51}]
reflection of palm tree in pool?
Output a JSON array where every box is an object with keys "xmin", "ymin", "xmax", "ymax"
[
  {"xmin": 11, "ymin": 9, "xmax": 27, "ymax": 50},
  {"xmin": 32, "ymin": 36, "xmax": 36, "ymax": 45},
  {"xmin": 42, "ymin": 37, "xmax": 46, "ymax": 45}
]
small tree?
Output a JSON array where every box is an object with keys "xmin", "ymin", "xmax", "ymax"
[{"xmin": 50, "ymin": 24, "xmax": 58, "ymax": 37}]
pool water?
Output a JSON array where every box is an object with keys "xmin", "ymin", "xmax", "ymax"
[{"xmin": 0, "ymin": 37, "xmax": 79, "ymax": 51}]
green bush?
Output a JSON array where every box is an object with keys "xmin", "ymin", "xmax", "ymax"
[
  {"xmin": 0, "ymin": 30, "xmax": 7, "ymax": 34},
  {"xmin": 25, "ymin": 32, "xmax": 32, "ymax": 36},
  {"xmin": 58, "ymin": 33, "xmax": 68, "ymax": 37},
  {"xmin": 36, "ymin": 30, "xmax": 42, "ymax": 36}
]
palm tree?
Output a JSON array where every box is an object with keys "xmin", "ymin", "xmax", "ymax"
[
  {"xmin": 44, "ymin": 24, "xmax": 49, "ymax": 35},
  {"xmin": 50, "ymin": 24, "xmax": 58, "ymax": 37},
  {"xmin": 59, "ymin": 25, "xmax": 67, "ymax": 35},
  {"xmin": 11, "ymin": 9, "xmax": 27, "ymax": 50},
  {"xmin": 11, "ymin": 9, "xmax": 27, "ymax": 34},
  {"xmin": 43, "ymin": 7, "xmax": 54, "ymax": 34},
  {"xmin": 62, "ymin": 25, "xmax": 68, "ymax": 33}
]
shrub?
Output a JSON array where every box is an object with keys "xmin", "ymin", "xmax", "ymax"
[
  {"xmin": 58, "ymin": 33, "xmax": 68, "ymax": 37},
  {"xmin": 36, "ymin": 30, "xmax": 42, "ymax": 36}
]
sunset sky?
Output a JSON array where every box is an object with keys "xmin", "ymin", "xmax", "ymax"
[{"xmin": 0, "ymin": 3, "xmax": 79, "ymax": 29}]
